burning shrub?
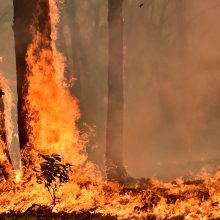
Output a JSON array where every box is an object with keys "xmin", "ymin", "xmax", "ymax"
[{"xmin": 33, "ymin": 153, "xmax": 72, "ymax": 206}]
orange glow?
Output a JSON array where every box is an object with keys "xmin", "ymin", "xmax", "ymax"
[
  {"xmin": 0, "ymin": 73, "xmax": 14, "ymax": 151},
  {"xmin": 24, "ymin": 0, "xmax": 86, "ymax": 165},
  {"xmin": 0, "ymin": 59, "xmax": 14, "ymax": 180}
]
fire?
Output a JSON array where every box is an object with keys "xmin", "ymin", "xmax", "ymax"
[
  {"xmin": 0, "ymin": 58, "xmax": 14, "ymax": 180},
  {"xmin": 1, "ymin": 171, "xmax": 220, "ymax": 219},
  {"xmin": 0, "ymin": 0, "xmax": 220, "ymax": 219},
  {"xmin": 0, "ymin": 73, "xmax": 14, "ymax": 151},
  {"xmin": 25, "ymin": 0, "xmax": 86, "ymax": 165}
]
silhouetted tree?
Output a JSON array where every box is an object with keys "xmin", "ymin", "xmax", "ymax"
[
  {"xmin": 57, "ymin": 4, "xmax": 70, "ymax": 77},
  {"xmin": 65, "ymin": 0, "xmax": 83, "ymax": 101},
  {"xmin": 13, "ymin": 0, "xmax": 37, "ymax": 149},
  {"xmin": 106, "ymin": 0, "xmax": 127, "ymax": 182}
]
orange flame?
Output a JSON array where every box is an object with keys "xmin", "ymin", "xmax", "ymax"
[
  {"xmin": 0, "ymin": 73, "xmax": 14, "ymax": 151},
  {"xmin": 25, "ymin": 0, "xmax": 86, "ymax": 165},
  {"xmin": 0, "ymin": 57, "xmax": 14, "ymax": 180}
]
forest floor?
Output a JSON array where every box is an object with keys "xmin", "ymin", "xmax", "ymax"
[
  {"xmin": 0, "ymin": 176, "xmax": 220, "ymax": 220},
  {"xmin": 0, "ymin": 212, "xmax": 220, "ymax": 220},
  {"xmin": 0, "ymin": 211, "xmax": 116, "ymax": 220}
]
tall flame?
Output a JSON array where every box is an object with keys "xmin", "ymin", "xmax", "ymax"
[
  {"xmin": 25, "ymin": 0, "xmax": 86, "ymax": 165},
  {"xmin": 0, "ymin": 57, "xmax": 14, "ymax": 179},
  {"xmin": 0, "ymin": 73, "xmax": 14, "ymax": 150}
]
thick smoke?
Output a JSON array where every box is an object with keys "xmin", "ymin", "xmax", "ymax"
[{"xmin": 124, "ymin": 0, "xmax": 220, "ymax": 178}]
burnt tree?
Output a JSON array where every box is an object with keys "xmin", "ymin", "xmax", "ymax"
[
  {"xmin": 13, "ymin": 0, "xmax": 52, "ymax": 170},
  {"xmin": 106, "ymin": 0, "xmax": 127, "ymax": 182},
  {"xmin": 13, "ymin": 0, "xmax": 37, "ymax": 149}
]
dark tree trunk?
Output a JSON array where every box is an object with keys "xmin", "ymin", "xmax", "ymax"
[
  {"xmin": 66, "ymin": 0, "xmax": 91, "ymax": 141},
  {"xmin": 66, "ymin": 0, "xmax": 82, "ymax": 100},
  {"xmin": 13, "ymin": 0, "xmax": 37, "ymax": 149},
  {"xmin": 13, "ymin": 0, "xmax": 52, "ymax": 172},
  {"xmin": 106, "ymin": 0, "xmax": 127, "ymax": 182},
  {"xmin": 71, "ymin": 3, "xmax": 82, "ymax": 100},
  {"xmin": 57, "ymin": 6, "xmax": 70, "ymax": 76}
]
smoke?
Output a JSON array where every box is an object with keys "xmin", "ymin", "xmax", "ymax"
[{"xmin": 123, "ymin": 0, "xmax": 220, "ymax": 178}]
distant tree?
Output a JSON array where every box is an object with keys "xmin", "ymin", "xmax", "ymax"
[
  {"xmin": 65, "ymin": 0, "xmax": 83, "ymax": 101},
  {"xmin": 106, "ymin": 0, "xmax": 127, "ymax": 182},
  {"xmin": 57, "ymin": 4, "xmax": 70, "ymax": 77},
  {"xmin": 65, "ymin": 1, "xmax": 109, "ymax": 166},
  {"xmin": 33, "ymin": 153, "xmax": 71, "ymax": 206}
]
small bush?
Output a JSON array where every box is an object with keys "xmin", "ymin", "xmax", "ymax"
[{"xmin": 33, "ymin": 153, "xmax": 72, "ymax": 206}]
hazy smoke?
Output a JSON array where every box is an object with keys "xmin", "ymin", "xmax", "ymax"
[{"xmin": 124, "ymin": 0, "xmax": 220, "ymax": 178}]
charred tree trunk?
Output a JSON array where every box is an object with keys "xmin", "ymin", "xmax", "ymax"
[
  {"xmin": 13, "ymin": 0, "xmax": 52, "ymax": 171},
  {"xmin": 106, "ymin": 0, "xmax": 127, "ymax": 182},
  {"xmin": 13, "ymin": 0, "xmax": 37, "ymax": 149}
]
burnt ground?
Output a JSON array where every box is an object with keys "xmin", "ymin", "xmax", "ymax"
[
  {"xmin": 1, "ymin": 213, "xmax": 220, "ymax": 220},
  {"xmin": 0, "ymin": 177, "xmax": 220, "ymax": 220},
  {"xmin": 0, "ymin": 213, "xmax": 116, "ymax": 220},
  {"xmin": 1, "ymin": 208, "xmax": 220, "ymax": 220}
]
